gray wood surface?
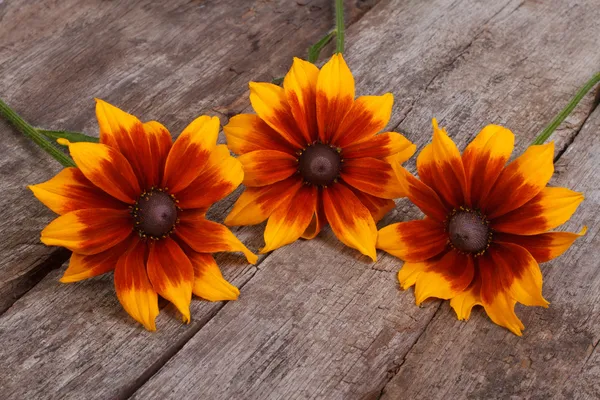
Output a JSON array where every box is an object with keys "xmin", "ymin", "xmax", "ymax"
[{"xmin": 0, "ymin": 0, "xmax": 599, "ymax": 399}]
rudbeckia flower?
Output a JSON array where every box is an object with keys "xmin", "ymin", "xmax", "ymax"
[
  {"xmin": 223, "ymin": 54, "xmax": 415, "ymax": 260},
  {"xmin": 29, "ymin": 100, "xmax": 256, "ymax": 330},
  {"xmin": 377, "ymin": 119, "xmax": 585, "ymax": 335}
]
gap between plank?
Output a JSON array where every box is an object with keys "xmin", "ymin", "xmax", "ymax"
[
  {"xmin": 118, "ymin": 264, "xmax": 261, "ymax": 399},
  {"xmin": 389, "ymin": 0, "xmax": 523, "ymax": 135},
  {"xmin": 554, "ymin": 93, "xmax": 600, "ymax": 162},
  {"xmin": 0, "ymin": 248, "xmax": 71, "ymax": 315}
]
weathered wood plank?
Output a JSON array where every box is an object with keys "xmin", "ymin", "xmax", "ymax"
[
  {"xmin": 380, "ymin": 105, "xmax": 600, "ymax": 400},
  {"xmin": 0, "ymin": 0, "xmax": 362, "ymax": 313},
  {"xmin": 0, "ymin": 0, "xmax": 379, "ymax": 398},
  {"xmin": 2, "ymin": 0, "xmax": 599, "ymax": 399},
  {"xmin": 132, "ymin": 0, "xmax": 600, "ymax": 398}
]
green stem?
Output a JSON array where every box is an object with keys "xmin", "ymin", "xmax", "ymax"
[
  {"xmin": 532, "ymin": 72, "xmax": 600, "ymax": 145},
  {"xmin": 0, "ymin": 98, "xmax": 75, "ymax": 167},
  {"xmin": 39, "ymin": 129, "xmax": 98, "ymax": 144},
  {"xmin": 335, "ymin": 0, "xmax": 344, "ymax": 54},
  {"xmin": 308, "ymin": 31, "xmax": 336, "ymax": 63}
]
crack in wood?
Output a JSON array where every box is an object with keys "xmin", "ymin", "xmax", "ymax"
[{"xmin": 388, "ymin": 1, "xmax": 523, "ymax": 136}]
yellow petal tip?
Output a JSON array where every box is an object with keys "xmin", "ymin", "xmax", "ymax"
[
  {"xmin": 144, "ymin": 323, "xmax": 157, "ymax": 332},
  {"xmin": 56, "ymin": 138, "xmax": 71, "ymax": 146},
  {"xmin": 244, "ymin": 249, "xmax": 259, "ymax": 264}
]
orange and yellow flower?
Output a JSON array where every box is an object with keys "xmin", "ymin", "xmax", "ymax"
[
  {"xmin": 223, "ymin": 54, "xmax": 415, "ymax": 260},
  {"xmin": 377, "ymin": 119, "xmax": 585, "ymax": 335},
  {"xmin": 30, "ymin": 99, "xmax": 256, "ymax": 330}
]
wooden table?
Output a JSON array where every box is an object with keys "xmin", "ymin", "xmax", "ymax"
[{"xmin": 1, "ymin": 0, "xmax": 599, "ymax": 398}]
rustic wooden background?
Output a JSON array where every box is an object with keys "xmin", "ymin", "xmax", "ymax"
[{"xmin": 1, "ymin": 0, "xmax": 599, "ymax": 399}]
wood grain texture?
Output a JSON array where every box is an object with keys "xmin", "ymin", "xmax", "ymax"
[
  {"xmin": 0, "ymin": 0, "xmax": 368, "ymax": 313},
  {"xmin": 1, "ymin": 0, "xmax": 599, "ymax": 399},
  {"xmin": 380, "ymin": 105, "xmax": 600, "ymax": 400},
  {"xmin": 132, "ymin": 0, "xmax": 600, "ymax": 399}
]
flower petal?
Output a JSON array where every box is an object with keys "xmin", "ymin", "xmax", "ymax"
[
  {"xmin": 488, "ymin": 242, "xmax": 549, "ymax": 307},
  {"xmin": 377, "ymin": 219, "xmax": 448, "ymax": 262},
  {"xmin": 322, "ymin": 183, "xmax": 377, "ymax": 261},
  {"xmin": 341, "ymin": 157, "xmax": 405, "ymax": 199},
  {"xmin": 176, "ymin": 145, "xmax": 243, "ymax": 210},
  {"xmin": 483, "ymin": 142, "xmax": 555, "ymax": 219},
  {"xmin": 147, "ymin": 238, "xmax": 194, "ymax": 323},
  {"xmin": 449, "ymin": 272, "xmax": 482, "ymax": 320},
  {"xmin": 249, "ymin": 82, "xmax": 307, "ymax": 148},
  {"xmin": 316, "ymin": 53, "xmax": 355, "ymax": 144},
  {"xmin": 350, "ymin": 187, "xmax": 395, "ymax": 223},
  {"xmin": 301, "ymin": 196, "xmax": 326, "ymax": 239},
  {"xmin": 397, "ymin": 260, "xmax": 426, "ymax": 290},
  {"xmin": 114, "ymin": 238, "xmax": 159, "ymax": 331},
  {"xmin": 224, "ymin": 113, "xmax": 296, "ymax": 155},
  {"xmin": 333, "ymin": 94, "xmax": 393, "ymax": 148},
  {"xmin": 60, "ymin": 236, "xmax": 133, "ymax": 283},
  {"xmin": 96, "ymin": 100, "xmax": 173, "ymax": 190},
  {"xmin": 142, "ymin": 121, "xmax": 174, "ymax": 187},
  {"xmin": 478, "ymin": 243, "xmax": 549, "ymax": 335},
  {"xmin": 481, "ymin": 293, "xmax": 524, "ymax": 336},
  {"xmin": 284, "ymin": 57, "xmax": 320, "ymax": 144},
  {"xmin": 224, "ymin": 177, "xmax": 302, "ymax": 226},
  {"xmin": 162, "ymin": 115, "xmax": 219, "ymax": 194},
  {"xmin": 29, "ymin": 167, "xmax": 125, "ymax": 215},
  {"xmin": 462, "ymin": 124, "xmax": 514, "ymax": 208},
  {"xmin": 176, "ymin": 210, "xmax": 257, "ymax": 264},
  {"xmin": 96, "ymin": 98, "xmax": 139, "ymax": 145},
  {"xmin": 238, "ymin": 149, "xmax": 298, "ymax": 187},
  {"xmin": 187, "ymin": 251, "xmax": 240, "ymax": 301},
  {"xmin": 41, "ymin": 208, "xmax": 132, "ymax": 255},
  {"xmin": 65, "ymin": 141, "xmax": 141, "ymax": 203},
  {"xmin": 392, "ymin": 166, "xmax": 449, "ymax": 221},
  {"xmin": 416, "ymin": 119, "xmax": 467, "ymax": 208},
  {"xmin": 400, "ymin": 250, "xmax": 475, "ymax": 305},
  {"xmin": 492, "ymin": 187, "xmax": 584, "ymax": 235},
  {"xmin": 494, "ymin": 227, "xmax": 586, "ymax": 263},
  {"xmin": 261, "ymin": 184, "xmax": 317, "ymax": 253},
  {"xmin": 343, "ymin": 132, "xmax": 416, "ymax": 160},
  {"xmin": 478, "ymin": 252, "xmax": 525, "ymax": 336}
]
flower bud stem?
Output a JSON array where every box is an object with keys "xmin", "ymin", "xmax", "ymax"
[{"xmin": 335, "ymin": 0, "xmax": 345, "ymax": 54}]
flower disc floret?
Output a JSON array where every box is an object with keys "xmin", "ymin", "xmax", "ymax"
[{"xmin": 298, "ymin": 143, "xmax": 341, "ymax": 186}]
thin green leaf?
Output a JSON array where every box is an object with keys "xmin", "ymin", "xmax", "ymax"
[
  {"xmin": 308, "ymin": 31, "xmax": 335, "ymax": 63},
  {"xmin": 39, "ymin": 129, "xmax": 98, "ymax": 145},
  {"xmin": 272, "ymin": 76, "xmax": 284, "ymax": 86}
]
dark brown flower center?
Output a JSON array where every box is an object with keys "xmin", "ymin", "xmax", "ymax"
[
  {"xmin": 132, "ymin": 189, "xmax": 178, "ymax": 239},
  {"xmin": 298, "ymin": 143, "xmax": 341, "ymax": 186},
  {"xmin": 447, "ymin": 209, "xmax": 491, "ymax": 255}
]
